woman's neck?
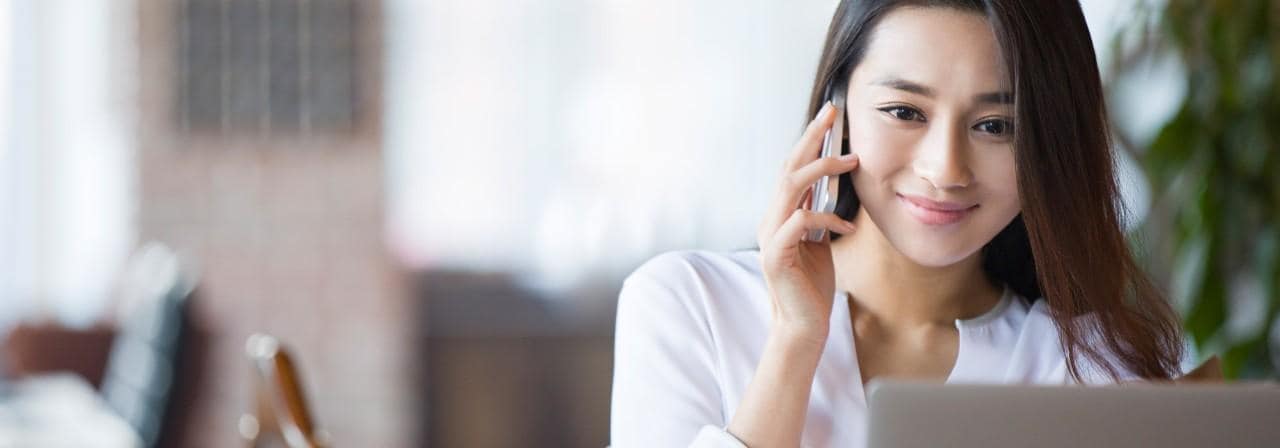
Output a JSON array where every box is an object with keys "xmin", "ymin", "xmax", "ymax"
[{"xmin": 830, "ymin": 207, "xmax": 1002, "ymax": 329}]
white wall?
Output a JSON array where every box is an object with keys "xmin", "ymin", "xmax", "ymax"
[
  {"xmin": 0, "ymin": 0, "xmax": 136, "ymax": 328},
  {"xmin": 384, "ymin": 0, "xmax": 840, "ymax": 292},
  {"xmin": 383, "ymin": 0, "xmax": 1176, "ymax": 296}
]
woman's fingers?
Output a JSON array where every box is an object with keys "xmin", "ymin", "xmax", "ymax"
[
  {"xmin": 757, "ymin": 101, "xmax": 857, "ymax": 243},
  {"xmin": 784, "ymin": 102, "xmax": 836, "ymax": 172},
  {"xmin": 759, "ymin": 186, "xmax": 813, "ymax": 247},
  {"xmin": 780, "ymin": 154, "xmax": 858, "ymax": 213},
  {"xmin": 770, "ymin": 208, "xmax": 857, "ymax": 250},
  {"xmin": 761, "ymin": 153, "xmax": 858, "ymax": 236},
  {"xmin": 795, "ymin": 186, "xmax": 813, "ymax": 212}
]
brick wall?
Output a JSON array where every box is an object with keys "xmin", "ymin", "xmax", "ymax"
[{"xmin": 135, "ymin": 1, "xmax": 416, "ymax": 446}]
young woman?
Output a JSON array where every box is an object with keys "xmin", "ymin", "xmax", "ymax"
[{"xmin": 610, "ymin": 1, "xmax": 1185, "ymax": 447}]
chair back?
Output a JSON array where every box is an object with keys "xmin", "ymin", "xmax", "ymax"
[{"xmin": 242, "ymin": 333, "xmax": 329, "ymax": 448}]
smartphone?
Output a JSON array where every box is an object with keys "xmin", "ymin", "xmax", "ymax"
[{"xmin": 803, "ymin": 80, "xmax": 846, "ymax": 242}]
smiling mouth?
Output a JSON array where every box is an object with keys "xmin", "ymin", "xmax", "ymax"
[{"xmin": 897, "ymin": 193, "xmax": 979, "ymax": 226}]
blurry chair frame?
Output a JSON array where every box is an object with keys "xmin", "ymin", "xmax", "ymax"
[
  {"xmin": 99, "ymin": 242, "xmax": 194, "ymax": 448},
  {"xmin": 241, "ymin": 334, "xmax": 330, "ymax": 448}
]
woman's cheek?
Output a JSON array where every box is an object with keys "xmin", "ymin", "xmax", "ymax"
[
  {"xmin": 848, "ymin": 117, "xmax": 908, "ymax": 180},
  {"xmin": 973, "ymin": 148, "xmax": 1019, "ymax": 203}
]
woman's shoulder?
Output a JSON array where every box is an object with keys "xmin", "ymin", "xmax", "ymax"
[
  {"xmin": 622, "ymin": 249, "xmax": 765, "ymax": 298},
  {"xmin": 617, "ymin": 249, "xmax": 771, "ymax": 339},
  {"xmin": 610, "ymin": 250, "xmax": 771, "ymax": 446},
  {"xmin": 627, "ymin": 248, "xmax": 762, "ymax": 279}
]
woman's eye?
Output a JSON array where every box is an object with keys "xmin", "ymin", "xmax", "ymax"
[
  {"xmin": 975, "ymin": 119, "xmax": 1013, "ymax": 136},
  {"xmin": 880, "ymin": 106, "xmax": 924, "ymax": 122}
]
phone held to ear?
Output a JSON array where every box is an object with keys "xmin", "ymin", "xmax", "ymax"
[{"xmin": 803, "ymin": 80, "xmax": 846, "ymax": 242}]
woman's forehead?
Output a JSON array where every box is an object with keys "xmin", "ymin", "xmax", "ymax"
[{"xmin": 852, "ymin": 7, "xmax": 1011, "ymax": 96}]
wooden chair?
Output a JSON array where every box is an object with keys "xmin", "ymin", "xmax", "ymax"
[{"xmin": 239, "ymin": 334, "xmax": 330, "ymax": 448}]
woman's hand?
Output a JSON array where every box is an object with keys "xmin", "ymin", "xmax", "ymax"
[
  {"xmin": 756, "ymin": 101, "xmax": 860, "ymax": 343},
  {"xmin": 727, "ymin": 102, "xmax": 860, "ymax": 448}
]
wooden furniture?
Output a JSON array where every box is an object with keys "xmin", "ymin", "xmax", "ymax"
[
  {"xmin": 1, "ymin": 323, "xmax": 115, "ymax": 387},
  {"xmin": 419, "ymin": 271, "xmax": 616, "ymax": 447}
]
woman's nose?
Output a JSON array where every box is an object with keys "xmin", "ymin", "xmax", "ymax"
[{"xmin": 911, "ymin": 123, "xmax": 974, "ymax": 189}]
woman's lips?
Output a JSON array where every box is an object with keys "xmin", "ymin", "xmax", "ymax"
[{"xmin": 897, "ymin": 193, "xmax": 978, "ymax": 226}]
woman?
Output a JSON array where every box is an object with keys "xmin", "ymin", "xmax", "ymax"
[{"xmin": 610, "ymin": 1, "xmax": 1186, "ymax": 447}]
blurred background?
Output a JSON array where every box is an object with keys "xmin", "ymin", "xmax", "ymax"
[{"xmin": 0, "ymin": 0, "xmax": 1275, "ymax": 447}]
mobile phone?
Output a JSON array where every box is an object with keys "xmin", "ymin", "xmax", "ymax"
[{"xmin": 803, "ymin": 80, "xmax": 846, "ymax": 242}]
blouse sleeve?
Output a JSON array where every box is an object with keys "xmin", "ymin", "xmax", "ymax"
[{"xmin": 609, "ymin": 252, "xmax": 747, "ymax": 448}]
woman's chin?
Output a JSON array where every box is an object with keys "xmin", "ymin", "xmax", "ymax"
[{"xmin": 884, "ymin": 229, "xmax": 983, "ymax": 268}]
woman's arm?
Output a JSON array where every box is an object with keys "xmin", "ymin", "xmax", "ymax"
[{"xmin": 726, "ymin": 323, "xmax": 828, "ymax": 448}]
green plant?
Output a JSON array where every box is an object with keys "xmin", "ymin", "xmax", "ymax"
[{"xmin": 1108, "ymin": 0, "xmax": 1279, "ymax": 378}]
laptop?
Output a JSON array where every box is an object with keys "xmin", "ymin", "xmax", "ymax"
[{"xmin": 866, "ymin": 381, "xmax": 1280, "ymax": 448}]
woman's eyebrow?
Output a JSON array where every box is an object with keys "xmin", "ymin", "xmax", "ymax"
[
  {"xmin": 873, "ymin": 77, "xmax": 936, "ymax": 97},
  {"xmin": 975, "ymin": 91, "xmax": 1013, "ymax": 105},
  {"xmin": 871, "ymin": 76, "xmax": 1012, "ymax": 104}
]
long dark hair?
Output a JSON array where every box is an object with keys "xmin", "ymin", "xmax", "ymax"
[{"xmin": 813, "ymin": 0, "xmax": 1184, "ymax": 381}]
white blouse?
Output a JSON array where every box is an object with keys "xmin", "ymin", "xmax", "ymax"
[{"xmin": 609, "ymin": 250, "xmax": 1136, "ymax": 448}]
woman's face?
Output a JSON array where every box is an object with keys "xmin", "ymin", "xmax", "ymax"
[{"xmin": 845, "ymin": 7, "xmax": 1020, "ymax": 268}]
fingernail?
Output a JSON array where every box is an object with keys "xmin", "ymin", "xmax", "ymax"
[
  {"xmin": 840, "ymin": 153, "xmax": 857, "ymax": 161},
  {"xmin": 818, "ymin": 102, "xmax": 832, "ymax": 118},
  {"xmin": 842, "ymin": 220, "xmax": 857, "ymax": 231}
]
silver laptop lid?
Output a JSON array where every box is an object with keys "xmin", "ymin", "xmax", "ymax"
[{"xmin": 866, "ymin": 381, "xmax": 1280, "ymax": 448}]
